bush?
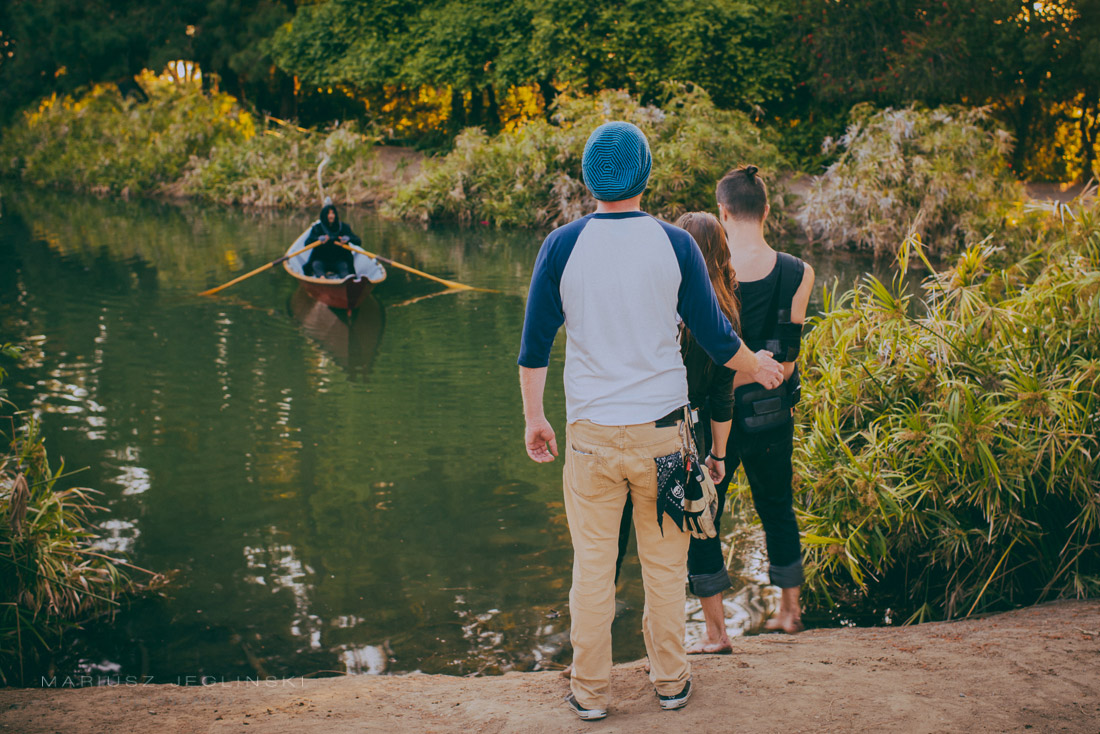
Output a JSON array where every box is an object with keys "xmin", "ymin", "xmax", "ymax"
[
  {"xmin": 170, "ymin": 121, "xmax": 383, "ymax": 208},
  {"xmin": 0, "ymin": 74, "xmax": 253, "ymax": 198},
  {"xmin": 0, "ymin": 345, "xmax": 166, "ymax": 684},
  {"xmin": 387, "ymin": 85, "xmax": 789, "ymax": 228},
  {"xmin": 797, "ymin": 104, "xmax": 1024, "ymax": 256},
  {"xmin": 788, "ymin": 198, "xmax": 1100, "ymax": 622}
]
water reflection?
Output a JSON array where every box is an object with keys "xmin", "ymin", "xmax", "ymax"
[
  {"xmin": 288, "ymin": 290, "xmax": 385, "ymax": 382},
  {"xmin": 0, "ymin": 184, "xmax": 884, "ymax": 681}
]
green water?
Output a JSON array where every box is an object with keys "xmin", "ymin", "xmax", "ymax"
[{"xmin": 0, "ymin": 186, "xmax": 882, "ymax": 681}]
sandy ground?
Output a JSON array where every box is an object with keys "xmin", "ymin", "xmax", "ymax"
[{"xmin": 2, "ymin": 600, "xmax": 1097, "ymax": 734}]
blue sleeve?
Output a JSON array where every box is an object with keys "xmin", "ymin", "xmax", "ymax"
[
  {"xmin": 517, "ymin": 235, "xmax": 567, "ymax": 368},
  {"xmin": 663, "ymin": 223, "xmax": 743, "ymax": 365}
]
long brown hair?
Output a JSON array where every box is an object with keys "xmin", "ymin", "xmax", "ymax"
[{"xmin": 675, "ymin": 212, "xmax": 740, "ymax": 335}]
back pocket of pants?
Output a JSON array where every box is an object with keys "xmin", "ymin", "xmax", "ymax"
[{"xmin": 567, "ymin": 444, "xmax": 612, "ymax": 499}]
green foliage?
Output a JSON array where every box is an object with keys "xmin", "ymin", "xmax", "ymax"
[
  {"xmin": 0, "ymin": 355, "xmax": 166, "ymax": 684},
  {"xmin": 388, "ymin": 86, "xmax": 789, "ymax": 228},
  {"xmin": 0, "ymin": 77, "xmax": 253, "ymax": 198},
  {"xmin": 0, "ymin": 0, "xmax": 296, "ymax": 126},
  {"xmin": 268, "ymin": 0, "xmax": 796, "ymax": 132},
  {"xmin": 792, "ymin": 0, "xmax": 1100, "ymax": 181},
  {"xmin": 790, "ymin": 200, "xmax": 1100, "ymax": 621},
  {"xmin": 798, "ymin": 105, "xmax": 1023, "ymax": 256},
  {"xmin": 171, "ymin": 122, "xmax": 383, "ymax": 208}
]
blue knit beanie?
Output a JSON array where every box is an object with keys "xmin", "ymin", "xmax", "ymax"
[{"xmin": 581, "ymin": 121, "xmax": 652, "ymax": 202}]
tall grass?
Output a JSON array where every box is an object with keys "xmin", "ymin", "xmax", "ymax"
[
  {"xmin": 0, "ymin": 345, "xmax": 166, "ymax": 684},
  {"xmin": 786, "ymin": 197, "xmax": 1100, "ymax": 622},
  {"xmin": 798, "ymin": 105, "xmax": 1024, "ymax": 257},
  {"xmin": 0, "ymin": 76, "xmax": 386, "ymax": 209},
  {"xmin": 388, "ymin": 85, "xmax": 789, "ymax": 228},
  {"xmin": 0, "ymin": 74, "xmax": 253, "ymax": 198},
  {"xmin": 169, "ymin": 121, "xmax": 384, "ymax": 208}
]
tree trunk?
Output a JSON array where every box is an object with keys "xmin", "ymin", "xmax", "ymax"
[
  {"xmin": 485, "ymin": 85, "xmax": 501, "ymax": 134},
  {"xmin": 1079, "ymin": 96, "xmax": 1098, "ymax": 184},
  {"xmin": 539, "ymin": 78, "xmax": 558, "ymax": 120},
  {"xmin": 449, "ymin": 87, "xmax": 467, "ymax": 133},
  {"xmin": 1011, "ymin": 93, "xmax": 1035, "ymax": 178},
  {"xmin": 468, "ymin": 87, "xmax": 484, "ymax": 129},
  {"xmin": 279, "ymin": 74, "xmax": 297, "ymax": 120}
]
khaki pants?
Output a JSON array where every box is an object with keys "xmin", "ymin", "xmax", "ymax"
[{"xmin": 563, "ymin": 419, "xmax": 691, "ymax": 710}]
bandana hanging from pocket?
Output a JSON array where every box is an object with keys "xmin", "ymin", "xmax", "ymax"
[{"xmin": 655, "ymin": 450, "xmax": 687, "ymax": 535}]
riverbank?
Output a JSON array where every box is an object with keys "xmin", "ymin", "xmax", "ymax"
[{"xmin": 2, "ymin": 600, "xmax": 1097, "ymax": 733}]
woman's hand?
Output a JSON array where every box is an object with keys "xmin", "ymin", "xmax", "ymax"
[
  {"xmin": 705, "ymin": 455, "xmax": 725, "ymax": 484},
  {"xmin": 318, "ymin": 234, "xmax": 330, "ymax": 243}
]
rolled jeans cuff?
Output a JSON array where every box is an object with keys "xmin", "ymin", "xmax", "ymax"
[
  {"xmin": 688, "ymin": 568, "xmax": 733, "ymax": 598},
  {"xmin": 769, "ymin": 559, "xmax": 803, "ymax": 589}
]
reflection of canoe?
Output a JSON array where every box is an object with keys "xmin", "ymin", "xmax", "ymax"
[
  {"xmin": 289, "ymin": 288, "xmax": 385, "ymax": 381},
  {"xmin": 282, "ymin": 234, "xmax": 386, "ymax": 312}
]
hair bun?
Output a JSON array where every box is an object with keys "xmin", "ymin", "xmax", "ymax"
[{"xmin": 744, "ymin": 165, "xmax": 759, "ymax": 178}]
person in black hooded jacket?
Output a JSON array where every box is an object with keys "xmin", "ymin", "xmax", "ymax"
[{"xmin": 305, "ymin": 203, "xmax": 363, "ymax": 278}]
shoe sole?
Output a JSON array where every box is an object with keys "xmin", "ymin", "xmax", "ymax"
[
  {"xmin": 574, "ymin": 710, "xmax": 607, "ymax": 721},
  {"xmin": 659, "ymin": 685, "xmax": 692, "ymax": 711},
  {"xmin": 565, "ymin": 696, "xmax": 607, "ymax": 721}
]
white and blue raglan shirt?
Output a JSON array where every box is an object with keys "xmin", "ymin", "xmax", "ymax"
[{"xmin": 518, "ymin": 211, "xmax": 744, "ymax": 426}]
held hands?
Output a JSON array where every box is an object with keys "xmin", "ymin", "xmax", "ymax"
[
  {"xmin": 751, "ymin": 350, "xmax": 784, "ymax": 390},
  {"xmin": 525, "ymin": 417, "xmax": 558, "ymax": 463},
  {"xmin": 339, "ymin": 236, "xmax": 350, "ymax": 243},
  {"xmin": 318, "ymin": 235, "xmax": 330, "ymax": 243}
]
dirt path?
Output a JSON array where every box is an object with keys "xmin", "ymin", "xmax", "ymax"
[{"xmin": 2, "ymin": 600, "xmax": 1097, "ymax": 733}]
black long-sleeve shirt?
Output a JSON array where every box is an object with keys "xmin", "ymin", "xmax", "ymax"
[
  {"xmin": 682, "ymin": 334, "xmax": 735, "ymax": 423},
  {"xmin": 305, "ymin": 221, "xmax": 362, "ymax": 271}
]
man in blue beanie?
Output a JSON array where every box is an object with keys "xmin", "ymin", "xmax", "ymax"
[{"xmin": 518, "ymin": 121, "xmax": 783, "ymax": 720}]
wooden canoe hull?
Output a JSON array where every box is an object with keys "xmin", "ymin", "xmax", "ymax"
[{"xmin": 282, "ymin": 238, "xmax": 386, "ymax": 312}]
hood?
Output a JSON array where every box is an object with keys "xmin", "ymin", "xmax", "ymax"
[{"xmin": 319, "ymin": 204, "xmax": 340, "ymax": 235}]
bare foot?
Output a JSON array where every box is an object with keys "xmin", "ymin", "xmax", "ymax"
[
  {"xmin": 764, "ymin": 613, "xmax": 803, "ymax": 634},
  {"xmin": 686, "ymin": 639, "xmax": 734, "ymax": 655}
]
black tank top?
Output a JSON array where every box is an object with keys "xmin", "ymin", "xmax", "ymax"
[{"xmin": 733, "ymin": 253, "xmax": 805, "ymax": 347}]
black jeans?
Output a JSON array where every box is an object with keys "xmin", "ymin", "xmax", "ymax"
[
  {"xmin": 614, "ymin": 417, "xmax": 803, "ymax": 595},
  {"xmin": 687, "ymin": 419, "xmax": 802, "ymax": 596}
]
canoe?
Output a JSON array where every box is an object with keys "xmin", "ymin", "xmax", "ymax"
[{"xmin": 282, "ymin": 234, "xmax": 386, "ymax": 312}]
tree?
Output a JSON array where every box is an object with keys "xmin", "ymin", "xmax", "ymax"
[
  {"xmin": 794, "ymin": 0, "xmax": 1099, "ymax": 179},
  {"xmin": 0, "ymin": 0, "xmax": 297, "ymax": 124}
]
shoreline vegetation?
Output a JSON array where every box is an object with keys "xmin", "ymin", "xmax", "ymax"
[
  {"xmin": 0, "ymin": 75, "xmax": 1061, "ymax": 252},
  {"xmin": 0, "ymin": 345, "xmax": 167, "ymax": 687}
]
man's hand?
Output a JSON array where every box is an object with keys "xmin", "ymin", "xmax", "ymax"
[
  {"xmin": 318, "ymin": 234, "xmax": 330, "ymax": 243},
  {"xmin": 751, "ymin": 350, "xmax": 784, "ymax": 390},
  {"xmin": 704, "ymin": 456, "xmax": 725, "ymax": 484},
  {"xmin": 525, "ymin": 417, "xmax": 558, "ymax": 463}
]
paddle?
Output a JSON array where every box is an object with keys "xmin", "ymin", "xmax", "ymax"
[
  {"xmin": 336, "ymin": 242, "xmax": 495, "ymax": 292},
  {"xmin": 198, "ymin": 241, "xmax": 323, "ymax": 297}
]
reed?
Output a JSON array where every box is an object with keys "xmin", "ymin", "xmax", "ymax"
[
  {"xmin": 169, "ymin": 122, "xmax": 384, "ymax": 208},
  {"xmin": 0, "ymin": 345, "xmax": 166, "ymax": 684},
  {"xmin": 387, "ymin": 84, "xmax": 789, "ymax": 228},
  {"xmin": 798, "ymin": 104, "xmax": 1024, "ymax": 257},
  {"xmin": 0, "ymin": 74, "xmax": 252, "ymax": 198},
  {"xmin": 785, "ymin": 195, "xmax": 1100, "ymax": 622}
]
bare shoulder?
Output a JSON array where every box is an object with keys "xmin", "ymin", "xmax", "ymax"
[{"xmin": 800, "ymin": 261, "xmax": 815, "ymax": 287}]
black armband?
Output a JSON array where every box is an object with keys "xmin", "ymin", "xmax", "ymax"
[{"xmin": 777, "ymin": 319, "xmax": 803, "ymax": 362}]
